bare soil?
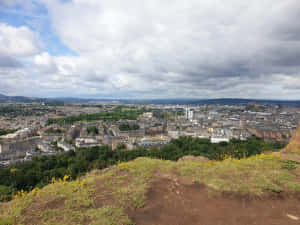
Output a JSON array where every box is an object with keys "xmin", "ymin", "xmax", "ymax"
[
  {"xmin": 21, "ymin": 195, "xmax": 66, "ymax": 225},
  {"xmin": 128, "ymin": 177, "xmax": 300, "ymax": 225}
]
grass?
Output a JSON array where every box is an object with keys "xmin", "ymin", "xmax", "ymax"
[
  {"xmin": 102, "ymin": 158, "xmax": 175, "ymax": 209},
  {"xmin": 0, "ymin": 158, "xmax": 173, "ymax": 225},
  {"xmin": 0, "ymin": 197, "xmax": 32, "ymax": 225},
  {"xmin": 1, "ymin": 154, "xmax": 300, "ymax": 224},
  {"xmin": 87, "ymin": 206, "xmax": 133, "ymax": 225},
  {"xmin": 178, "ymin": 153, "xmax": 300, "ymax": 195},
  {"xmin": 282, "ymin": 160, "xmax": 300, "ymax": 170}
]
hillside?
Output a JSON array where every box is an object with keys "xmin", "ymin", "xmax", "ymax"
[
  {"xmin": 283, "ymin": 121, "xmax": 300, "ymax": 153},
  {"xmin": 0, "ymin": 93, "xmax": 63, "ymax": 105},
  {"xmin": 1, "ymin": 153, "xmax": 300, "ymax": 225}
]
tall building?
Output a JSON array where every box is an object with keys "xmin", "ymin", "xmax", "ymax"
[
  {"xmin": 188, "ymin": 109, "xmax": 194, "ymax": 121},
  {"xmin": 185, "ymin": 106, "xmax": 194, "ymax": 121}
]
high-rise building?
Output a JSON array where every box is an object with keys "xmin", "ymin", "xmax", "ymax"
[{"xmin": 185, "ymin": 106, "xmax": 194, "ymax": 121}]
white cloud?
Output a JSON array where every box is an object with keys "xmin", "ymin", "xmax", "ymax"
[
  {"xmin": 1, "ymin": 0, "xmax": 300, "ymax": 99},
  {"xmin": 0, "ymin": 23, "xmax": 40, "ymax": 57},
  {"xmin": 34, "ymin": 52, "xmax": 57, "ymax": 73}
]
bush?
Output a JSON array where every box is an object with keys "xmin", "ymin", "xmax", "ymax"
[{"xmin": 0, "ymin": 185, "xmax": 14, "ymax": 202}]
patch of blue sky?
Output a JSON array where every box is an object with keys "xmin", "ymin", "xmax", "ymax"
[
  {"xmin": 0, "ymin": 3, "xmax": 78, "ymax": 57},
  {"xmin": 40, "ymin": 29, "xmax": 78, "ymax": 56}
]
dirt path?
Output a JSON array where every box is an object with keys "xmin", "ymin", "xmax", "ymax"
[{"xmin": 129, "ymin": 178, "xmax": 300, "ymax": 225}]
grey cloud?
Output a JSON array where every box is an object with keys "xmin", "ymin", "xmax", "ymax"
[
  {"xmin": 2, "ymin": 0, "xmax": 300, "ymax": 99},
  {"xmin": 0, "ymin": 55, "xmax": 22, "ymax": 68}
]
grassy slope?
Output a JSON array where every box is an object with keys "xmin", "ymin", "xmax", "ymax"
[
  {"xmin": 283, "ymin": 122, "xmax": 300, "ymax": 153},
  {"xmin": 1, "ymin": 154, "xmax": 300, "ymax": 225}
]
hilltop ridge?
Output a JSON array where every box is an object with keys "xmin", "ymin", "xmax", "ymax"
[{"xmin": 1, "ymin": 152, "xmax": 300, "ymax": 225}]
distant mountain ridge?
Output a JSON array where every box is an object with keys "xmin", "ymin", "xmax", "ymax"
[
  {"xmin": 1, "ymin": 93, "xmax": 300, "ymax": 106},
  {"xmin": 0, "ymin": 93, "xmax": 64, "ymax": 105}
]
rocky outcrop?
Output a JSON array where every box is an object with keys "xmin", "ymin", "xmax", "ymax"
[
  {"xmin": 282, "ymin": 122, "xmax": 300, "ymax": 153},
  {"xmin": 247, "ymin": 127, "xmax": 292, "ymax": 143}
]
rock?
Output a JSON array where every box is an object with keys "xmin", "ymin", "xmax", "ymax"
[{"xmin": 286, "ymin": 214, "xmax": 299, "ymax": 220}]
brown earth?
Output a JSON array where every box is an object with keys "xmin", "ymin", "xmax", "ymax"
[
  {"xmin": 128, "ymin": 177, "xmax": 300, "ymax": 225},
  {"xmin": 21, "ymin": 195, "xmax": 66, "ymax": 225}
]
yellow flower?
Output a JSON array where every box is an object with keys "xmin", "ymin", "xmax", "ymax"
[
  {"xmin": 80, "ymin": 179, "xmax": 86, "ymax": 187},
  {"xmin": 31, "ymin": 187, "xmax": 40, "ymax": 195},
  {"xmin": 63, "ymin": 174, "xmax": 70, "ymax": 182}
]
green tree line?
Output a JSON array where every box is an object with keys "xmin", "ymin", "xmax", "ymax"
[
  {"xmin": 0, "ymin": 136, "xmax": 284, "ymax": 201},
  {"xmin": 46, "ymin": 108, "xmax": 147, "ymax": 125},
  {"xmin": 0, "ymin": 129, "xmax": 17, "ymax": 136}
]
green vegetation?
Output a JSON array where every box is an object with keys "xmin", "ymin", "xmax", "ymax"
[
  {"xmin": 281, "ymin": 160, "xmax": 300, "ymax": 170},
  {"xmin": 45, "ymin": 128, "xmax": 63, "ymax": 134},
  {"xmin": 46, "ymin": 107, "xmax": 148, "ymax": 125},
  {"xmin": 1, "ymin": 154, "xmax": 300, "ymax": 225},
  {"xmin": 0, "ymin": 186, "xmax": 15, "ymax": 202},
  {"xmin": 87, "ymin": 126, "xmax": 99, "ymax": 135},
  {"xmin": 0, "ymin": 136, "xmax": 284, "ymax": 202},
  {"xmin": 161, "ymin": 111, "xmax": 184, "ymax": 119},
  {"xmin": 179, "ymin": 154, "xmax": 300, "ymax": 195},
  {"xmin": 119, "ymin": 123, "xmax": 140, "ymax": 131},
  {"xmin": 0, "ymin": 173, "xmax": 133, "ymax": 225},
  {"xmin": 0, "ymin": 129, "xmax": 17, "ymax": 136}
]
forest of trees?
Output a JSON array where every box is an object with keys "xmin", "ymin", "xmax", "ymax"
[{"xmin": 0, "ymin": 136, "xmax": 284, "ymax": 201}]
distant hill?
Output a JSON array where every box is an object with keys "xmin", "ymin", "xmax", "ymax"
[
  {"xmin": 119, "ymin": 98, "xmax": 300, "ymax": 106},
  {"xmin": 0, "ymin": 93, "xmax": 64, "ymax": 105},
  {"xmin": 0, "ymin": 93, "xmax": 36, "ymax": 103},
  {"xmin": 1, "ymin": 93, "xmax": 300, "ymax": 106}
]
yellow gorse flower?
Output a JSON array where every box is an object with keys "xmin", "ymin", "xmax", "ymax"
[{"xmin": 79, "ymin": 179, "xmax": 86, "ymax": 187}]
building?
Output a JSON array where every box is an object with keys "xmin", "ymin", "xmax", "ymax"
[
  {"xmin": 57, "ymin": 141, "xmax": 75, "ymax": 152},
  {"xmin": 210, "ymin": 137, "xmax": 230, "ymax": 143},
  {"xmin": 37, "ymin": 141, "xmax": 56, "ymax": 153},
  {"xmin": 75, "ymin": 138, "xmax": 102, "ymax": 148},
  {"xmin": 0, "ymin": 136, "xmax": 41, "ymax": 160},
  {"xmin": 103, "ymin": 136, "xmax": 128, "ymax": 150},
  {"xmin": 185, "ymin": 107, "xmax": 194, "ymax": 121},
  {"xmin": 142, "ymin": 112, "xmax": 153, "ymax": 119},
  {"xmin": 138, "ymin": 136, "xmax": 170, "ymax": 148}
]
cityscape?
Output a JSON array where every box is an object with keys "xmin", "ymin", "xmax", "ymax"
[
  {"xmin": 1, "ymin": 99, "xmax": 300, "ymax": 166},
  {"xmin": 1, "ymin": 0, "xmax": 300, "ymax": 224}
]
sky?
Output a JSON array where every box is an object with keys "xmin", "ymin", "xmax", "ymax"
[{"xmin": 0, "ymin": 0, "xmax": 300, "ymax": 99}]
